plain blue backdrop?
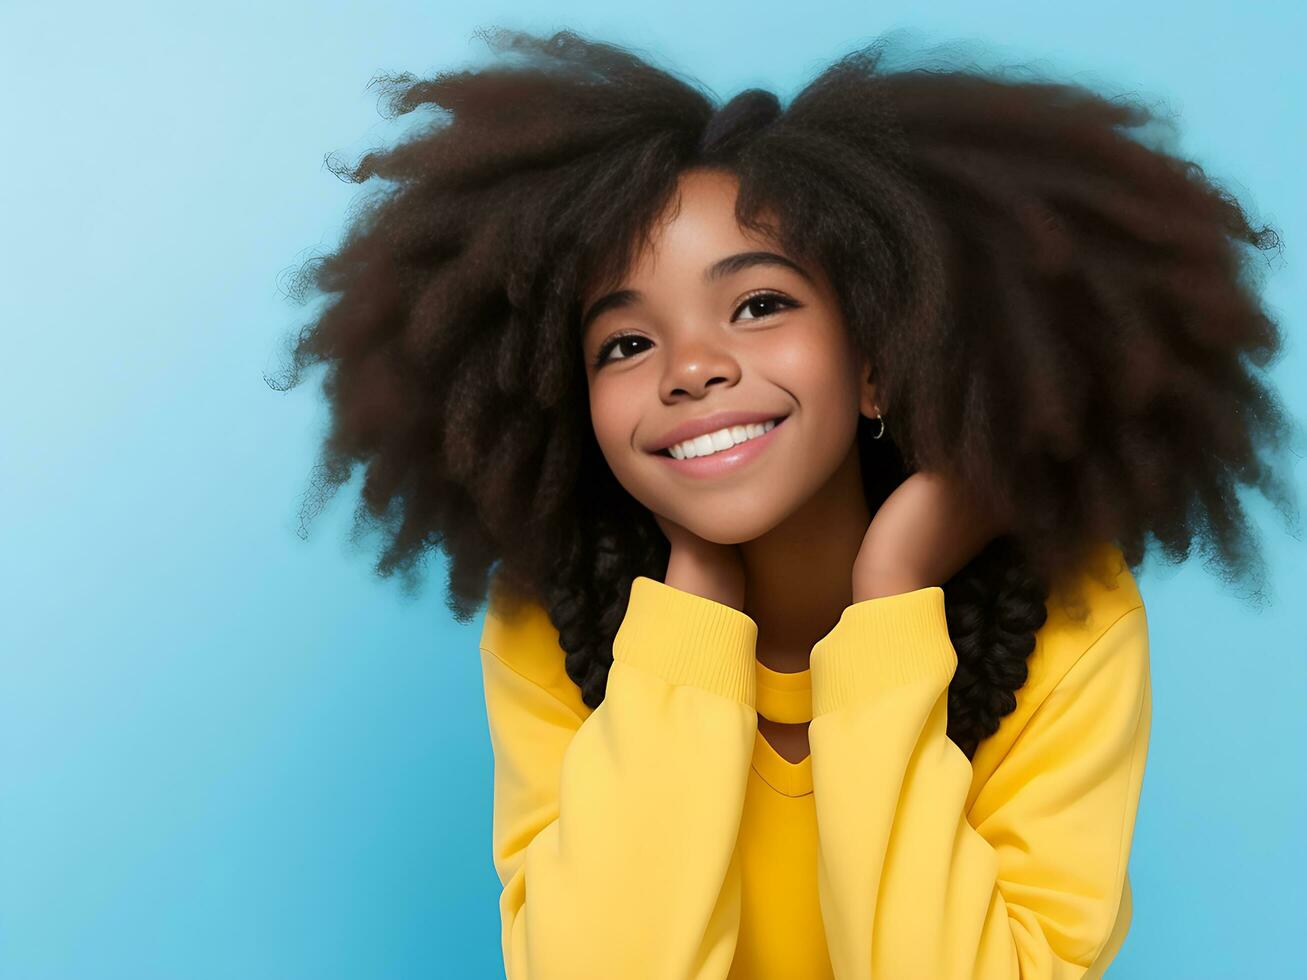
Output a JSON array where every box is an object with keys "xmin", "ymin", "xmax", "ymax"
[{"xmin": 2, "ymin": 2, "xmax": 1303, "ymax": 977}]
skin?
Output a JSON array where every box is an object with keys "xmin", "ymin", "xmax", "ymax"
[{"xmin": 580, "ymin": 167, "xmax": 1003, "ymax": 762}]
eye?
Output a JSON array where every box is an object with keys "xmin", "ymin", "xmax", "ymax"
[
  {"xmin": 593, "ymin": 332, "xmax": 652, "ymax": 367},
  {"xmin": 591, "ymin": 291, "xmax": 799, "ymax": 368},
  {"xmin": 734, "ymin": 290, "xmax": 798, "ymax": 321}
]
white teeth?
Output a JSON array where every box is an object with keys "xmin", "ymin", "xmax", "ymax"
[{"xmin": 668, "ymin": 418, "xmax": 779, "ymax": 459}]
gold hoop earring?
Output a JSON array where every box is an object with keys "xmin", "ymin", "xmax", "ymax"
[{"xmin": 870, "ymin": 408, "xmax": 886, "ymax": 440}]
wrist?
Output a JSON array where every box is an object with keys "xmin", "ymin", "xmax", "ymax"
[
  {"xmin": 665, "ymin": 551, "xmax": 745, "ymax": 611},
  {"xmin": 852, "ymin": 572, "xmax": 932, "ymax": 603}
]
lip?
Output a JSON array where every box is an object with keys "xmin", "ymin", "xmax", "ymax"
[
  {"xmin": 652, "ymin": 415, "xmax": 788, "ymax": 479},
  {"xmin": 647, "ymin": 410, "xmax": 790, "ymax": 453}
]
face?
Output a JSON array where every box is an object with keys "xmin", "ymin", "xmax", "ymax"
[{"xmin": 579, "ymin": 167, "xmax": 878, "ymax": 545}]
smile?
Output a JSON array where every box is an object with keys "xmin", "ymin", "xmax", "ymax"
[{"xmin": 652, "ymin": 415, "xmax": 788, "ymax": 478}]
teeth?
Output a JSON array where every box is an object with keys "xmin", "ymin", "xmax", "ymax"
[{"xmin": 669, "ymin": 419, "xmax": 778, "ymax": 459}]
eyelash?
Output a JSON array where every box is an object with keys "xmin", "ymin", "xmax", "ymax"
[{"xmin": 592, "ymin": 291, "xmax": 800, "ymax": 368}]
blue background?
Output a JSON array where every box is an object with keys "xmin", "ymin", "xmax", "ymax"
[{"xmin": 2, "ymin": 2, "xmax": 1303, "ymax": 977}]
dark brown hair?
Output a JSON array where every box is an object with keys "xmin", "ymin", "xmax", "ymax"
[{"xmin": 268, "ymin": 28, "xmax": 1299, "ymax": 759}]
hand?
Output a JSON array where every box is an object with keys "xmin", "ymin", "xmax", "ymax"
[
  {"xmin": 852, "ymin": 470, "xmax": 1007, "ymax": 599},
  {"xmin": 654, "ymin": 512, "xmax": 747, "ymax": 611}
]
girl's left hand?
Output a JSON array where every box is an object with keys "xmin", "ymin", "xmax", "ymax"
[{"xmin": 852, "ymin": 470, "xmax": 1007, "ymax": 599}]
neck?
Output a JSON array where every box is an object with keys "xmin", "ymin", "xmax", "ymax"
[{"xmin": 739, "ymin": 441, "xmax": 869, "ymax": 673}]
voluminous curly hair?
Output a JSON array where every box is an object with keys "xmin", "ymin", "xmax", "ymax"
[{"xmin": 269, "ymin": 28, "xmax": 1300, "ymax": 760}]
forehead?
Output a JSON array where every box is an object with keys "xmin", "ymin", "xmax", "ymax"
[
  {"xmin": 585, "ymin": 169, "xmax": 784, "ymax": 300},
  {"xmin": 634, "ymin": 170, "xmax": 771, "ymax": 272}
]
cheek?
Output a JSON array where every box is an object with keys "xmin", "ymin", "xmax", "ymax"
[
  {"xmin": 588, "ymin": 384, "xmax": 646, "ymax": 475},
  {"xmin": 783, "ymin": 346, "xmax": 865, "ymax": 458},
  {"xmin": 772, "ymin": 335, "xmax": 861, "ymax": 412}
]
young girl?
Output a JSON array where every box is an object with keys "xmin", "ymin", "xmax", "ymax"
[{"xmin": 272, "ymin": 27, "xmax": 1298, "ymax": 978}]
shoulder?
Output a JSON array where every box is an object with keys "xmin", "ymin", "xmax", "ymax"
[
  {"xmin": 970, "ymin": 540, "xmax": 1148, "ymax": 777},
  {"xmin": 1022, "ymin": 539, "xmax": 1147, "ymax": 698},
  {"xmin": 479, "ymin": 577, "xmax": 594, "ymax": 722}
]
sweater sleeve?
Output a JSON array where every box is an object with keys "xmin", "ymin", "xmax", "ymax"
[
  {"xmin": 479, "ymin": 575, "xmax": 760, "ymax": 980},
  {"xmin": 807, "ymin": 587, "xmax": 1151, "ymax": 979}
]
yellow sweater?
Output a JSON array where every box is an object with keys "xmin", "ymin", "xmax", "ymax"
[{"xmin": 478, "ymin": 541, "xmax": 1151, "ymax": 979}]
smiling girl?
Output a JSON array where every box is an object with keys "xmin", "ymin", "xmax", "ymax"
[{"xmin": 273, "ymin": 27, "xmax": 1298, "ymax": 979}]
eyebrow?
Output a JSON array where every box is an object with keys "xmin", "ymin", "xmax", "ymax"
[{"xmin": 580, "ymin": 250, "xmax": 813, "ymax": 335}]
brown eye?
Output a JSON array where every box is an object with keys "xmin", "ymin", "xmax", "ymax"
[
  {"xmin": 594, "ymin": 332, "xmax": 652, "ymax": 367},
  {"xmin": 734, "ymin": 291, "xmax": 798, "ymax": 321}
]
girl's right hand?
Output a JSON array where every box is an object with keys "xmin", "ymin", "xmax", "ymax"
[{"xmin": 653, "ymin": 511, "xmax": 747, "ymax": 612}]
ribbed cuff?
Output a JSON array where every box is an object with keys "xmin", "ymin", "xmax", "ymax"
[
  {"xmin": 811, "ymin": 586, "xmax": 957, "ymax": 716},
  {"xmin": 612, "ymin": 576, "xmax": 758, "ymax": 707}
]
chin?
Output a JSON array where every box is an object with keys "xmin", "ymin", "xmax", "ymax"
[{"xmin": 676, "ymin": 506, "xmax": 789, "ymax": 547}]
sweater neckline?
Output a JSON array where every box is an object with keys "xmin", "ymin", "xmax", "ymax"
[
  {"xmin": 755, "ymin": 658, "xmax": 812, "ymax": 723},
  {"xmin": 752, "ymin": 728, "xmax": 813, "ymax": 796},
  {"xmin": 751, "ymin": 659, "xmax": 815, "ymax": 797}
]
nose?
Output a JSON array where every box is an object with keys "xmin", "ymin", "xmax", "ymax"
[{"xmin": 659, "ymin": 337, "xmax": 742, "ymax": 400}]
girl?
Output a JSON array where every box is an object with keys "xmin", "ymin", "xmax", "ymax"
[{"xmin": 271, "ymin": 27, "xmax": 1299, "ymax": 978}]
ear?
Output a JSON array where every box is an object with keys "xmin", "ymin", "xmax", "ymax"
[{"xmin": 856, "ymin": 353, "xmax": 880, "ymax": 420}]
